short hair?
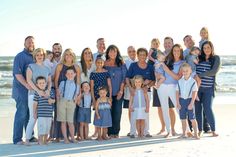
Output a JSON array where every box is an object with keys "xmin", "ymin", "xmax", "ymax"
[
  {"xmin": 33, "ymin": 48, "xmax": 46, "ymax": 61},
  {"xmin": 164, "ymin": 36, "xmax": 174, "ymax": 43},
  {"xmin": 36, "ymin": 76, "xmax": 46, "ymax": 83},
  {"xmin": 66, "ymin": 66, "xmax": 76, "ymax": 73},
  {"xmin": 137, "ymin": 48, "xmax": 148, "ymax": 56},
  {"xmin": 181, "ymin": 63, "xmax": 192, "ymax": 70},
  {"xmin": 97, "ymin": 38, "xmax": 104, "ymax": 43},
  {"xmin": 52, "ymin": 43, "xmax": 62, "ymax": 49},
  {"xmin": 25, "ymin": 36, "xmax": 34, "ymax": 42},
  {"xmin": 183, "ymin": 35, "xmax": 192, "ymax": 41}
]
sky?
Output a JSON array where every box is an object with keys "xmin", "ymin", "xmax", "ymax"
[{"xmin": 0, "ymin": 0, "xmax": 235, "ymax": 56}]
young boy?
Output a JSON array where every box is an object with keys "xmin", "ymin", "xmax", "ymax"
[
  {"xmin": 32, "ymin": 76, "xmax": 55, "ymax": 145},
  {"xmin": 176, "ymin": 63, "xmax": 200, "ymax": 139},
  {"xmin": 57, "ymin": 67, "xmax": 80, "ymax": 144}
]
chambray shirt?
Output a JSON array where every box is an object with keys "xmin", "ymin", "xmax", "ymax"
[
  {"xmin": 176, "ymin": 76, "xmax": 198, "ymax": 99},
  {"xmin": 59, "ymin": 80, "xmax": 80, "ymax": 101},
  {"xmin": 105, "ymin": 64, "xmax": 127, "ymax": 96},
  {"xmin": 183, "ymin": 48, "xmax": 190, "ymax": 59},
  {"xmin": 163, "ymin": 60, "xmax": 185, "ymax": 85},
  {"xmin": 12, "ymin": 49, "xmax": 34, "ymax": 100}
]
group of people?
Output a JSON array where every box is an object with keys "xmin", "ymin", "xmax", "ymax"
[{"xmin": 12, "ymin": 27, "xmax": 220, "ymax": 146}]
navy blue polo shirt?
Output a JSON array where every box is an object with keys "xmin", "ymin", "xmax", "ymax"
[
  {"xmin": 12, "ymin": 49, "xmax": 34, "ymax": 100},
  {"xmin": 126, "ymin": 62, "xmax": 155, "ymax": 81}
]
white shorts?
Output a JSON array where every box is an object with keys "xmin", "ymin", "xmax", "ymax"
[{"xmin": 37, "ymin": 117, "xmax": 52, "ymax": 136}]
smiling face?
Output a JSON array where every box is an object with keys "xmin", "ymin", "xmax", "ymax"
[
  {"xmin": 53, "ymin": 44, "xmax": 62, "ymax": 58},
  {"xmin": 24, "ymin": 37, "xmax": 35, "ymax": 53},
  {"xmin": 82, "ymin": 82, "xmax": 90, "ymax": 93},
  {"xmin": 127, "ymin": 46, "xmax": 136, "ymax": 60},
  {"xmin": 203, "ymin": 43, "xmax": 212, "ymax": 57},
  {"xmin": 36, "ymin": 79, "xmax": 47, "ymax": 90},
  {"xmin": 98, "ymin": 88, "xmax": 107, "ymax": 98},
  {"xmin": 97, "ymin": 39, "xmax": 106, "ymax": 53},
  {"xmin": 134, "ymin": 78, "xmax": 143, "ymax": 89},
  {"xmin": 83, "ymin": 48, "xmax": 93, "ymax": 62},
  {"xmin": 65, "ymin": 69, "xmax": 76, "ymax": 80},
  {"xmin": 173, "ymin": 46, "xmax": 182, "ymax": 61}
]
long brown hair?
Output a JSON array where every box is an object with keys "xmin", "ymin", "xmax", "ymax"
[{"xmin": 80, "ymin": 48, "xmax": 93, "ymax": 77}]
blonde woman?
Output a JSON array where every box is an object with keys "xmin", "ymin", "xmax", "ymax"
[
  {"xmin": 54, "ymin": 48, "xmax": 80, "ymax": 142},
  {"xmin": 25, "ymin": 48, "xmax": 52, "ymax": 145}
]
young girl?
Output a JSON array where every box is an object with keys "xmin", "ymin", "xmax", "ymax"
[
  {"xmin": 77, "ymin": 81, "xmax": 92, "ymax": 140},
  {"xmin": 154, "ymin": 52, "xmax": 166, "ymax": 89},
  {"xmin": 129, "ymin": 75, "xmax": 149, "ymax": 138},
  {"xmin": 199, "ymin": 27, "xmax": 209, "ymax": 49},
  {"xmin": 93, "ymin": 86, "xmax": 112, "ymax": 140},
  {"xmin": 90, "ymin": 57, "xmax": 112, "ymax": 137},
  {"xmin": 43, "ymin": 50, "xmax": 54, "ymax": 72},
  {"xmin": 148, "ymin": 38, "xmax": 162, "ymax": 65}
]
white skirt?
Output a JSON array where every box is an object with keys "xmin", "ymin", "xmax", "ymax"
[{"xmin": 133, "ymin": 107, "xmax": 146, "ymax": 120}]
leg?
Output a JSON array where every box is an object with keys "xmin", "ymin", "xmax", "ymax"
[
  {"xmin": 84, "ymin": 123, "xmax": 89, "ymax": 140},
  {"xmin": 157, "ymin": 107, "xmax": 165, "ymax": 134},
  {"xmin": 13, "ymin": 99, "xmax": 28, "ymax": 144},
  {"xmin": 140, "ymin": 120, "xmax": 145, "ymax": 137},
  {"xmin": 202, "ymin": 88, "xmax": 218, "ymax": 136},
  {"xmin": 191, "ymin": 119, "xmax": 200, "ymax": 139},
  {"xmin": 61, "ymin": 122, "xmax": 69, "ymax": 143},
  {"xmin": 25, "ymin": 95, "xmax": 36, "ymax": 143},
  {"xmin": 157, "ymin": 84, "xmax": 171, "ymax": 137},
  {"xmin": 109, "ymin": 96, "xmax": 123, "ymax": 137},
  {"xmin": 97, "ymin": 127, "xmax": 102, "ymax": 141},
  {"xmin": 79, "ymin": 122, "xmax": 85, "ymax": 140},
  {"xmin": 68, "ymin": 122, "xmax": 76, "ymax": 142},
  {"xmin": 144, "ymin": 92, "xmax": 151, "ymax": 136}
]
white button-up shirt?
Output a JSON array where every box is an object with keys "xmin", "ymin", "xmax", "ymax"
[{"xmin": 176, "ymin": 76, "xmax": 198, "ymax": 99}]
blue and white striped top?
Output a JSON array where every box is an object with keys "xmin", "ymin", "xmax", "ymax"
[
  {"xmin": 34, "ymin": 90, "xmax": 54, "ymax": 118},
  {"xmin": 196, "ymin": 61, "xmax": 214, "ymax": 88}
]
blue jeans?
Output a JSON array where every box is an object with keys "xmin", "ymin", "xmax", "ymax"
[
  {"xmin": 13, "ymin": 98, "xmax": 29, "ymax": 144},
  {"xmin": 195, "ymin": 87, "xmax": 216, "ymax": 131},
  {"xmin": 108, "ymin": 96, "xmax": 124, "ymax": 136}
]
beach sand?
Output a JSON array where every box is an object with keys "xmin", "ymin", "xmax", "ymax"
[{"xmin": 0, "ymin": 97, "xmax": 235, "ymax": 157}]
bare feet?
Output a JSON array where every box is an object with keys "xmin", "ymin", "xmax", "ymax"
[
  {"xmin": 187, "ymin": 132, "xmax": 194, "ymax": 137},
  {"xmin": 64, "ymin": 139, "xmax": 70, "ymax": 144},
  {"xmin": 212, "ymin": 132, "xmax": 219, "ymax": 137},
  {"xmin": 157, "ymin": 129, "xmax": 165, "ymax": 135},
  {"xmin": 164, "ymin": 132, "xmax": 170, "ymax": 138},
  {"xmin": 178, "ymin": 134, "xmax": 187, "ymax": 139}
]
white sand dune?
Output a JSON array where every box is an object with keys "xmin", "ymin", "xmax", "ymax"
[{"xmin": 0, "ymin": 100, "xmax": 236, "ymax": 157}]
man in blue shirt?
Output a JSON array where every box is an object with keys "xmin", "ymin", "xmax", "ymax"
[{"xmin": 12, "ymin": 36, "xmax": 35, "ymax": 144}]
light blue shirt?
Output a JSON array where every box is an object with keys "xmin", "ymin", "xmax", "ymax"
[
  {"xmin": 59, "ymin": 80, "xmax": 80, "ymax": 100},
  {"xmin": 93, "ymin": 51, "xmax": 106, "ymax": 62},
  {"xmin": 183, "ymin": 48, "xmax": 190, "ymax": 59},
  {"xmin": 176, "ymin": 76, "xmax": 198, "ymax": 99},
  {"xmin": 163, "ymin": 60, "xmax": 185, "ymax": 85}
]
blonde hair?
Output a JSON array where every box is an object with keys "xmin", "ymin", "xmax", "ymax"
[
  {"xmin": 132, "ymin": 75, "xmax": 144, "ymax": 88},
  {"xmin": 151, "ymin": 38, "xmax": 160, "ymax": 47},
  {"xmin": 61, "ymin": 48, "xmax": 76, "ymax": 65},
  {"xmin": 33, "ymin": 48, "xmax": 46, "ymax": 61},
  {"xmin": 200, "ymin": 27, "xmax": 209, "ymax": 40},
  {"xmin": 180, "ymin": 63, "xmax": 192, "ymax": 71}
]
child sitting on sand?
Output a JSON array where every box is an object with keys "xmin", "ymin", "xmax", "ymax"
[{"xmin": 176, "ymin": 63, "xmax": 200, "ymax": 139}]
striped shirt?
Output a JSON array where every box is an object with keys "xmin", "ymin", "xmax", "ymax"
[
  {"xmin": 34, "ymin": 90, "xmax": 54, "ymax": 118},
  {"xmin": 196, "ymin": 61, "xmax": 214, "ymax": 88}
]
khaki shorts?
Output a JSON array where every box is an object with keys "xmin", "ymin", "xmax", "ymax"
[{"xmin": 57, "ymin": 98, "xmax": 76, "ymax": 123}]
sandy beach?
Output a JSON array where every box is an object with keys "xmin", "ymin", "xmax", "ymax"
[{"xmin": 0, "ymin": 96, "xmax": 236, "ymax": 157}]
